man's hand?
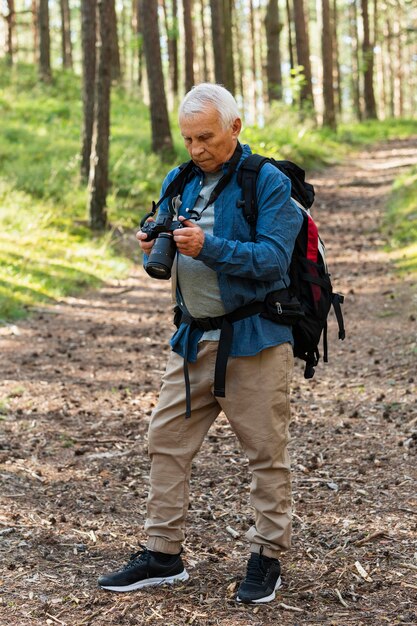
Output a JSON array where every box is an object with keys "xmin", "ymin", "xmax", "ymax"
[
  {"xmin": 136, "ymin": 219, "xmax": 155, "ymax": 254},
  {"xmin": 173, "ymin": 217, "xmax": 205, "ymax": 257}
]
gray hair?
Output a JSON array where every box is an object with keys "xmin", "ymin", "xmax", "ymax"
[{"xmin": 179, "ymin": 83, "xmax": 240, "ymax": 129}]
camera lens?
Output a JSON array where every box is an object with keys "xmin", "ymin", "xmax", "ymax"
[{"xmin": 145, "ymin": 233, "xmax": 176, "ymax": 280}]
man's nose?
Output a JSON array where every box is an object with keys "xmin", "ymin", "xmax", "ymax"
[{"xmin": 191, "ymin": 144, "xmax": 204, "ymax": 157}]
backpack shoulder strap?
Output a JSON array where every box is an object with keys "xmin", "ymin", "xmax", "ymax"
[
  {"xmin": 237, "ymin": 154, "xmax": 271, "ymax": 236},
  {"xmin": 237, "ymin": 155, "xmax": 315, "ymax": 232}
]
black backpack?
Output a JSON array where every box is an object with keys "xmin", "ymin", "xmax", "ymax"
[{"xmin": 237, "ymin": 154, "xmax": 345, "ymax": 378}]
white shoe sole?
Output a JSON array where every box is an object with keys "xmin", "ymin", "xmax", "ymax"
[
  {"xmin": 236, "ymin": 575, "xmax": 282, "ymax": 604},
  {"xmin": 99, "ymin": 569, "xmax": 189, "ymax": 592}
]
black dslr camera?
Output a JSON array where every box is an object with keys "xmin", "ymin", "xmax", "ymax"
[{"xmin": 140, "ymin": 208, "xmax": 183, "ymax": 280}]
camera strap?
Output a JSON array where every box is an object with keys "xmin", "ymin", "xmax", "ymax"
[
  {"xmin": 141, "ymin": 143, "xmax": 244, "ymax": 227},
  {"xmin": 186, "ymin": 142, "xmax": 243, "ymax": 221}
]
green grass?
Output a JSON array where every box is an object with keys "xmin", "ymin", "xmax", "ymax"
[
  {"xmin": 1, "ymin": 61, "xmax": 416, "ymax": 320},
  {"xmin": 384, "ymin": 166, "xmax": 417, "ymax": 274}
]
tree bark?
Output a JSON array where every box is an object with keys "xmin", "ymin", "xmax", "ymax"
[
  {"xmin": 110, "ymin": 0, "xmax": 121, "ymax": 81},
  {"xmin": 321, "ymin": 0, "xmax": 336, "ymax": 128},
  {"xmin": 81, "ymin": 0, "xmax": 97, "ymax": 182},
  {"xmin": 223, "ymin": 0, "xmax": 235, "ymax": 93},
  {"xmin": 60, "ymin": 0, "xmax": 73, "ymax": 69},
  {"xmin": 332, "ymin": 0, "xmax": 341, "ymax": 114},
  {"xmin": 210, "ymin": 0, "xmax": 226, "ymax": 84},
  {"xmin": 88, "ymin": 0, "xmax": 112, "ymax": 230},
  {"xmin": 138, "ymin": 0, "xmax": 174, "ymax": 157},
  {"xmin": 361, "ymin": 0, "xmax": 377, "ymax": 119},
  {"xmin": 265, "ymin": 0, "xmax": 283, "ymax": 102},
  {"xmin": 349, "ymin": 0, "xmax": 362, "ymax": 121},
  {"xmin": 292, "ymin": 0, "xmax": 314, "ymax": 107},
  {"xmin": 285, "ymin": 0, "xmax": 295, "ymax": 71},
  {"xmin": 162, "ymin": 0, "xmax": 179, "ymax": 96},
  {"xmin": 199, "ymin": 0, "xmax": 209, "ymax": 82},
  {"xmin": 32, "ymin": 0, "xmax": 39, "ymax": 64},
  {"xmin": 5, "ymin": 0, "xmax": 15, "ymax": 65},
  {"xmin": 183, "ymin": 0, "xmax": 195, "ymax": 92},
  {"xmin": 38, "ymin": 0, "xmax": 52, "ymax": 82}
]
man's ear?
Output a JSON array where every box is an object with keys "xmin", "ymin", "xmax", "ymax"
[{"xmin": 232, "ymin": 117, "xmax": 242, "ymax": 138}]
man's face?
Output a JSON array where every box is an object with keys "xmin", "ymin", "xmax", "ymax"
[{"xmin": 179, "ymin": 106, "xmax": 242, "ymax": 173}]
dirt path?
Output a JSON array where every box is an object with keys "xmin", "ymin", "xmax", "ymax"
[{"xmin": 1, "ymin": 138, "xmax": 416, "ymax": 626}]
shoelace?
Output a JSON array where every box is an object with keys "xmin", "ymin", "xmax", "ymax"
[
  {"xmin": 244, "ymin": 553, "xmax": 268, "ymax": 584},
  {"xmin": 122, "ymin": 545, "xmax": 150, "ymax": 570}
]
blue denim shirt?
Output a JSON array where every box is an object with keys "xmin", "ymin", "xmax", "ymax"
[{"xmin": 149, "ymin": 143, "xmax": 303, "ymax": 362}]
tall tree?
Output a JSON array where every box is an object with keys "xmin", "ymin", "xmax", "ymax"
[
  {"xmin": 285, "ymin": 0, "xmax": 295, "ymax": 71},
  {"xmin": 361, "ymin": 0, "xmax": 377, "ymax": 118},
  {"xmin": 349, "ymin": 0, "xmax": 362, "ymax": 120},
  {"xmin": 133, "ymin": 0, "xmax": 145, "ymax": 88},
  {"xmin": 38, "ymin": 0, "xmax": 52, "ymax": 82},
  {"xmin": 60, "ymin": 0, "xmax": 73, "ymax": 69},
  {"xmin": 223, "ymin": 0, "xmax": 235, "ymax": 93},
  {"xmin": 88, "ymin": 0, "xmax": 113, "ymax": 230},
  {"xmin": 183, "ymin": 0, "xmax": 195, "ymax": 92},
  {"xmin": 210, "ymin": 0, "xmax": 226, "ymax": 84},
  {"xmin": 110, "ymin": 0, "xmax": 121, "ymax": 81},
  {"xmin": 162, "ymin": 0, "xmax": 179, "ymax": 96},
  {"xmin": 81, "ymin": 0, "xmax": 97, "ymax": 181},
  {"xmin": 5, "ymin": 0, "xmax": 15, "ymax": 65},
  {"xmin": 265, "ymin": 0, "xmax": 283, "ymax": 102},
  {"xmin": 32, "ymin": 0, "xmax": 39, "ymax": 65},
  {"xmin": 138, "ymin": 0, "xmax": 173, "ymax": 156},
  {"xmin": 384, "ymin": 15, "xmax": 395, "ymax": 117},
  {"xmin": 321, "ymin": 0, "xmax": 336, "ymax": 128},
  {"xmin": 248, "ymin": 0, "xmax": 258, "ymax": 118},
  {"xmin": 332, "ymin": 0, "xmax": 342, "ymax": 115},
  {"xmin": 199, "ymin": 0, "xmax": 209, "ymax": 82},
  {"xmin": 292, "ymin": 0, "xmax": 314, "ymax": 107}
]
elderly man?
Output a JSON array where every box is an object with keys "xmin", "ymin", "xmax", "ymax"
[{"xmin": 98, "ymin": 83, "xmax": 303, "ymax": 604}]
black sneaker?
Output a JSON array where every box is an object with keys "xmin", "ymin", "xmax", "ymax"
[
  {"xmin": 98, "ymin": 546, "xmax": 189, "ymax": 592},
  {"xmin": 236, "ymin": 549, "xmax": 282, "ymax": 604}
]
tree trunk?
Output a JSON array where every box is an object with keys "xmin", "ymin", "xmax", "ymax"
[
  {"xmin": 138, "ymin": 0, "xmax": 174, "ymax": 157},
  {"xmin": 285, "ymin": 0, "xmax": 295, "ymax": 71},
  {"xmin": 200, "ymin": 0, "xmax": 209, "ymax": 82},
  {"xmin": 162, "ymin": 0, "xmax": 179, "ymax": 96},
  {"xmin": 60, "ymin": 0, "xmax": 73, "ymax": 69},
  {"xmin": 110, "ymin": 0, "xmax": 121, "ymax": 81},
  {"xmin": 249, "ymin": 0, "xmax": 258, "ymax": 119},
  {"xmin": 233, "ymin": 1, "xmax": 245, "ymax": 103},
  {"xmin": 5, "ymin": 0, "xmax": 15, "ymax": 65},
  {"xmin": 361, "ymin": 0, "xmax": 377, "ymax": 119},
  {"xmin": 183, "ymin": 0, "xmax": 195, "ymax": 92},
  {"xmin": 38, "ymin": 0, "xmax": 52, "ymax": 82},
  {"xmin": 332, "ymin": 0, "xmax": 341, "ymax": 115},
  {"xmin": 133, "ymin": 0, "xmax": 144, "ymax": 88},
  {"xmin": 223, "ymin": 0, "xmax": 235, "ymax": 93},
  {"xmin": 265, "ymin": 0, "xmax": 283, "ymax": 102},
  {"xmin": 385, "ymin": 17, "xmax": 395, "ymax": 117},
  {"xmin": 88, "ymin": 0, "xmax": 113, "ymax": 230},
  {"xmin": 32, "ymin": 0, "xmax": 38, "ymax": 65},
  {"xmin": 321, "ymin": 0, "xmax": 336, "ymax": 128},
  {"xmin": 292, "ymin": 0, "xmax": 314, "ymax": 107},
  {"xmin": 81, "ymin": 0, "xmax": 97, "ymax": 181},
  {"xmin": 349, "ymin": 0, "xmax": 362, "ymax": 121},
  {"xmin": 210, "ymin": 0, "xmax": 226, "ymax": 84}
]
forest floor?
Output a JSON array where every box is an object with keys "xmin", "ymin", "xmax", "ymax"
[{"xmin": 1, "ymin": 137, "xmax": 417, "ymax": 626}]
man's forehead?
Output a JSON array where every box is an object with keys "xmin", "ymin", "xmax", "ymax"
[{"xmin": 179, "ymin": 107, "xmax": 222, "ymax": 131}]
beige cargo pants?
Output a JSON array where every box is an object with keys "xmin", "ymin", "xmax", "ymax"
[{"xmin": 145, "ymin": 340, "xmax": 294, "ymax": 559}]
